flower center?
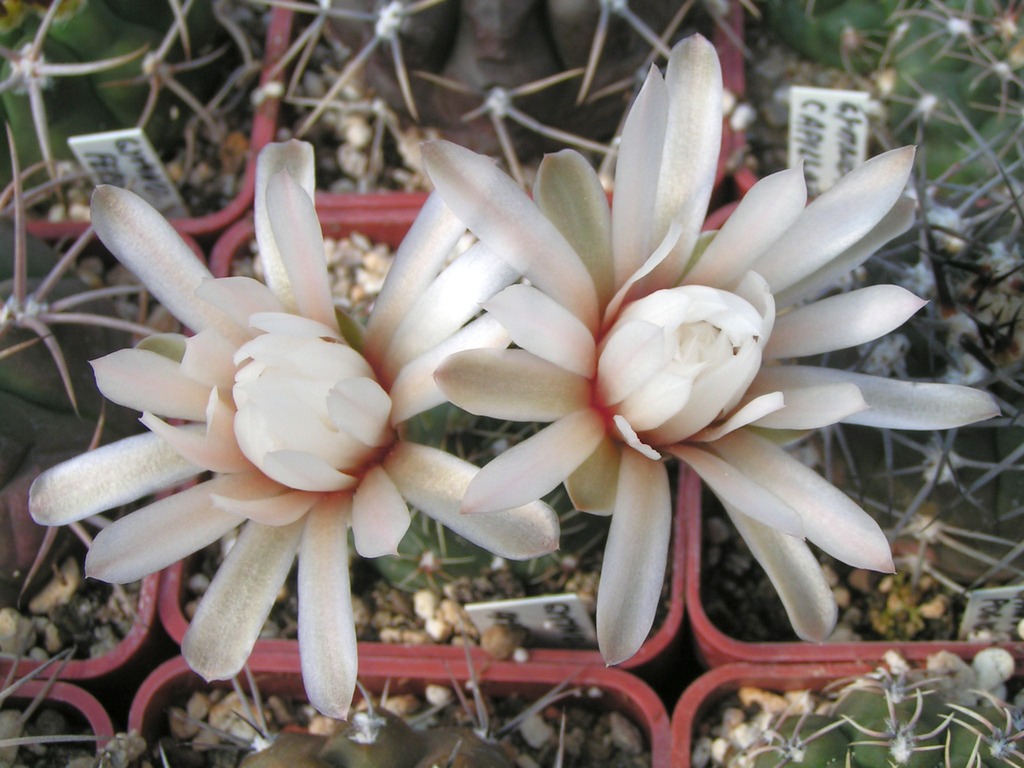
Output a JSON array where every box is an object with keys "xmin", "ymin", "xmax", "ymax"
[
  {"xmin": 231, "ymin": 325, "xmax": 395, "ymax": 492},
  {"xmin": 596, "ymin": 285, "xmax": 768, "ymax": 447}
]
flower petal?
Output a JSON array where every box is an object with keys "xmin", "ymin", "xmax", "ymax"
[
  {"xmin": 775, "ymin": 197, "xmax": 916, "ymax": 309},
  {"xmin": 482, "ymin": 284, "xmax": 596, "ymax": 377},
  {"xmin": 753, "ymin": 366, "xmax": 1000, "ymax": 429},
  {"xmin": 180, "ymin": 328, "xmax": 241, "ymax": 392},
  {"xmin": 611, "ymin": 61, "xmax": 667, "ymax": 285},
  {"xmin": 30, "ymin": 432, "xmax": 200, "ymax": 525},
  {"xmin": 254, "ymin": 139, "xmax": 316, "ymax": 309},
  {"xmin": 684, "ymin": 166, "xmax": 807, "ymax": 287},
  {"xmin": 384, "ymin": 442, "xmax": 560, "ymax": 559},
  {"xmin": 351, "ymin": 466, "xmax": 411, "ymax": 557},
  {"xmin": 388, "ymin": 315, "xmax": 511, "ymax": 424},
  {"xmin": 461, "ymin": 409, "xmax": 606, "ymax": 514},
  {"xmin": 140, "ymin": 395, "xmax": 249, "ymax": 474},
  {"xmin": 669, "ymin": 444, "xmax": 803, "ymax": 536},
  {"xmin": 262, "ymin": 451, "xmax": 360, "ymax": 493},
  {"xmin": 299, "ymin": 496, "xmax": 358, "ymax": 719},
  {"xmin": 193, "ymin": 277, "xmax": 284, "ymax": 337},
  {"xmin": 596, "ymin": 450, "xmax": 671, "ymax": 664},
  {"xmin": 92, "ymin": 349, "xmax": 212, "ymax": 421},
  {"xmin": 210, "ymin": 486, "xmax": 319, "ymax": 527},
  {"xmin": 85, "ymin": 477, "xmax": 246, "ymax": 583},
  {"xmin": 649, "ymin": 34, "xmax": 723, "ymax": 289},
  {"xmin": 364, "ymin": 192, "xmax": 468, "ymax": 364},
  {"xmin": 534, "ymin": 150, "xmax": 614, "ymax": 307},
  {"xmin": 714, "ymin": 430, "xmax": 894, "ymax": 571},
  {"xmin": 91, "ymin": 185, "xmax": 221, "ymax": 335},
  {"xmin": 383, "ymin": 241, "xmax": 519, "ymax": 379},
  {"xmin": 265, "ymin": 169, "xmax": 337, "ymax": 327},
  {"xmin": 597, "ymin": 319, "xmax": 665, "ymax": 406},
  {"xmin": 765, "ymin": 285, "xmax": 927, "ymax": 360},
  {"xmin": 747, "ymin": 383, "xmax": 868, "ymax": 430},
  {"xmin": 326, "ymin": 377, "xmax": 393, "ymax": 448},
  {"xmin": 723, "ymin": 500, "xmax": 838, "ymax": 642},
  {"xmin": 183, "ymin": 517, "xmax": 304, "ymax": 680},
  {"xmin": 695, "ymin": 391, "xmax": 786, "ymax": 442},
  {"xmin": 435, "ymin": 348, "xmax": 591, "ymax": 422},
  {"xmin": 422, "ymin": 140, "xmax": 600, "ymax": 331},
  {"xmin": 752, "ymin": 147, "xmax": 915, "ymax": 296},
  {"xmin": 565, "ymin": 437, "xmax": 621, "ymax": 515}
]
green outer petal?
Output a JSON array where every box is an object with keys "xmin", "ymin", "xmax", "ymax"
[
  {"xmin": 566, "ymin": 436, "xmax": 621, "ymax": 515},
  {"xmin": 436, "ymin": 348, "xmax": 591, "ymax": 422},
  {"xmin": 183, "ymin": 517, "xmax": 304, "ymax": 680},
  {"xmin": 535, "ymin": 150, "xmax": 614, "ymax": 308}
]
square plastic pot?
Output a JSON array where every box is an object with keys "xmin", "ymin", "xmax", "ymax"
[
  {"xmin": 671, "ymin": 661, "xmax": 875, "ymax": 767},
  {"xmin": 684, "ymin": 501, "xmax": 1024, "ymax": 668},
  {"xmin": 25, "ymin": 6, "xmax": 294, "ymax": 245},
  {"xmin": 128, "ymin": 650, "xmax": 672, "ymax": 766},
  {"xmin": 2, "ymin": 676, "xmax": 115, "ymax": 760}
]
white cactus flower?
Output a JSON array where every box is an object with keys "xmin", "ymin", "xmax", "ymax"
[
  {"xmin": 29, "ymin": 140, "xmax": 559, "ymax": 719},
  {"xmin": 425, "ymin": 35, "xmax": 1000, "ymax": 664}
]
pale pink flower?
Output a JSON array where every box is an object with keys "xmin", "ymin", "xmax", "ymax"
[
  {"xmin": 29, "ymin": 140, "xmax": 558, "ymax": 718},
  {"xmin": 424, "ymin": 36, "xmax": 999, "ymax": 663}
]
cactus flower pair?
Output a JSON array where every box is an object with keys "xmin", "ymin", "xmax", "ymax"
[{"xmin": 30, "ymin": 34, "xmax": 999, "ymax": 721}]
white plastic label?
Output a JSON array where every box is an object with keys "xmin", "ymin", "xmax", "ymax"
[
  {"xmin": 465, "ymin": 593, "xmax": 598, "ymax": 649},
  {"xmin": 788, "ymin": 86, "xmax": 871, "ymax": 196},
  {"xmin": 958, "ymin": 584, "xmax": 1024, "ymax": 640},
  {"xmin": 68, "ymin": 128, "xmax": 187, "ymax": 217}
]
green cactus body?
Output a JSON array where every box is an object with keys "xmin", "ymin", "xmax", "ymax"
[
  {"xmin": 751, "ymin": 713, "xmax": 851, "ymax": 766},
  {"xmin": 0, "ymin": 0, "xmax": 224, "ymax": 185},
  {"xmin": 764, "ymin": 0, "xmax": 1023, "ymax": 181}
]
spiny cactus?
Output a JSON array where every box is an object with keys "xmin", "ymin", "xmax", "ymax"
[
  {"xmin": 763, "ymin": 0, "xmax": 1023, "ymax": 181},
  {"xmin": 724, "ymin": 650, "xmax": 1024, "ymax": 768},
  {"xmin": 270, "ymin": 0, "xmax": 735, "ymax": 188},
  {"xmin": 0, "ymin": 0, "xmax": 228, "ymax": 187}
]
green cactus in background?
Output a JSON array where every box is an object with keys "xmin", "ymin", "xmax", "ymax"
[
  {"xmin": 372, "ymin": 401, "xmax": 611, "ymax": 594},
  {"xmin": 740, "ymin": 651, "xmax": 1024, "ymax": 768},
  {"xmin": 0, "ymin": 208, "xmax": 146, "ymax": 608},
  {"xmin": 0, "ymin": 0, "xmax": 226, "ymax": 186},
  {"xmin": 763, "ymin": 0, "xmax": 1023, "ymax": 181}
]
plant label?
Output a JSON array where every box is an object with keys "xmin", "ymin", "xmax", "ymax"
[
  {"xmin": 68, "ymin": 128, "xmax": 187, "ymax": 218},
  {"xmin": 465, "ymin": 593, "xmax": 598, "ymax": 649},
  {"xmin": 788, "ymin": 86, "xmax": 871, "ymax": 196},
  {"xmin": 959, "ymin": 583, "xmax": 1024, "ymax": 640}
]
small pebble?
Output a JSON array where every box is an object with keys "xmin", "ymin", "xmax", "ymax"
[
  {"xmin": 0, "ymin": 607, "xmax": 36, "ymax": 655},
  {"xmin": 425, "ymin": 684, "xmax": 454, "ymax": 707},
  {"xmin": 518, "ymin": 712, "xmax": 554, "ymax": 749},
  {"xmin": 972, "ymin": 647, "xmax": 1015, "ymax": 695},
  {"xmin": 607, "ymin": 711, "xmax": 644, "ymax": 755},
  {"xmin": 413, "ymin": 589, "xmax": 439, "ymax": 622},
  {"xmin": 481, "ymin": 624, "xmax": 527, "ymax": 660},
  {"xmin": 28, "ymin": 557, "xmax": 82, "ymax": 615},
  {"xmin": 425, "ymin": 617, "xmax": 453, "ymax": 643}
]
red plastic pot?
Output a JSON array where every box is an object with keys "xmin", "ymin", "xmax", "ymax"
[
  {"xmin": 129, "ymin": 650, "xmax": 671, "ymax": 766},
  {"xmin": 0, "ymin": 571, "xmax": 163, "ymax": 688},
  {"xmin": 684, "ymin": 501, "xmax": 1024, "ymax": 669},
  {"xmin": 26, "ymin": 6, "xmax": 294, "ymax": 245},
  {"xmin": 671, "ymin": 661, "xmax": 875, "ymax": 767},
  {"xmin": 3, "ymin": 677, "xmax": 115, "ymax": 759}
]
